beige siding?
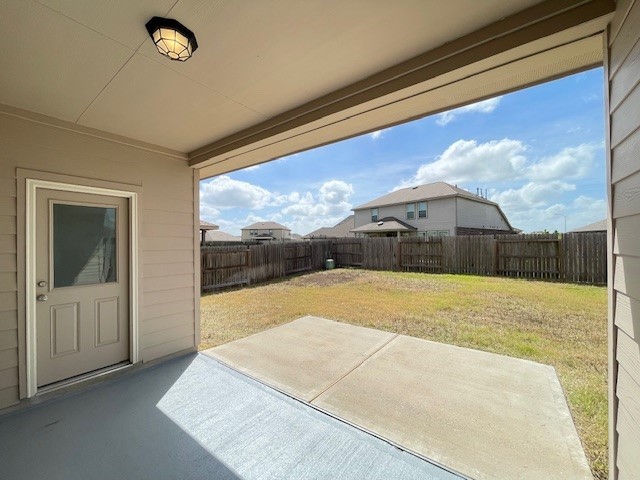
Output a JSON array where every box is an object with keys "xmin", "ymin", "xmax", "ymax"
[
  {"xmin": 455, "ymin": 198, "xmax": 511, "ymax": 230},
  {"xmin": 354, "ymin": 198, "xmax": 456, "ymax": 234},
  {"xmin": 0, "ymin": 145, "xmax": 17, "ymax": 406},
  {"xmin": 0, "ymin": 112, "xmax": 198, "ymax": 409},
  {"xmin": 608, "ymin": 0, "xmax": 640, "ymax": 477}
]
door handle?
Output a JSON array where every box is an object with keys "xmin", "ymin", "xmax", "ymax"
[{"xmin": 36, "ymin": 294, "xmax": 48, "ymax": 302}]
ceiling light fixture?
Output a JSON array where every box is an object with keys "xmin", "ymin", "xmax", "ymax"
[{"xmin": 145, "ymin": 17, "xmax": 198, "ymax": 62}]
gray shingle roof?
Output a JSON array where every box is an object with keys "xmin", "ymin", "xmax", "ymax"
[
  {"xmin": 204, "ymin": 230, "xmax": 241, "ymax": 242},
  {"xmin": 353, "ymin": 181, "xmax": 496, "ymax": 210},
  {"xmin": 304, "ymin": 215, "xmax": 355, "ymax": 238},
  {"xmin": 351, "ymin": 216, "xmax": 417, "ymax": 233},
  {"xmin": 200, "ymin": 220, "xmax": 219, "ymax": 230},
  {"xmin": 242, "ymin": 221, "xmax": 291, "ymax": 231},
  {"xmin": 570, "ymin": 219, "xmax": 607, "ymax": 232}
]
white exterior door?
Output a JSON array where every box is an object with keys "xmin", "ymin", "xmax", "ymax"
[{"xmin": 35, "ymin": 189, "xmax": 129, "ymax": 387}]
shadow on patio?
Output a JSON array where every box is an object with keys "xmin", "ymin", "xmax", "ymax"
[{"xmin": 0, "ymin": 353, "xmax": 459, "ymax": 480}]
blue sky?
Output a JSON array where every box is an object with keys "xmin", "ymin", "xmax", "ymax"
[{"xmin": 200, "ymin": 68, "xmax": 606, "ymax": 236}]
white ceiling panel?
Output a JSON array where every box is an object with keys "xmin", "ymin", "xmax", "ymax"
[
  {"xmin": 0, "ymin": 0, "xmax": 133, "ymax": 121},
  {"xmin": 35, "ymin": 0, "xmax": 177, "ymax": 50},
  {"xmin": 78, "ymin": 53, "xmax": 264, "ymax": 151},
  {"xmin": 143, "ymin": 0, "xmax": 541, "ymax": 117},
  {"xmin": 0, "ymin": 0, "xmax": 611, "ymax": 159}
]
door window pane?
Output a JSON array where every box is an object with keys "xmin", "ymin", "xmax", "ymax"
[{"xmin": 53, "ymin": 204, "xmax": 117, "ymax": 287}]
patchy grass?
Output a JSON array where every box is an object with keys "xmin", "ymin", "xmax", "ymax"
[{"xmin": 200, "ymin": 269, "xmax": 608, "ymax": 479}]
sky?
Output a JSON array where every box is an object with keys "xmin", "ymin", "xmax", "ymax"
[{"xmin": 200, "ymin": 68, "xmax": 606, "ymax": 236}]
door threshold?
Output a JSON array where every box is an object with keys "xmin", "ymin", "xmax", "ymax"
[{"xmin": 37, "ymin": 361, "xmax": 132, "ymax": 396}]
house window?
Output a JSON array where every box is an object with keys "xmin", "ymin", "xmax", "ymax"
[
  {"xmin": 371, "ymin": 208, "xmax": 378, "ymax": 222},
  {"xmin": 250, "ymin": 229, "xmax": 257, "ymax": 236},
  {"xmin": 406, "ymin": 203, "xmax": 415, "ymax": 220},
  {"xmin": 269, "ymin": 229, "xmax": 273, "ymax": 235},
  {"xmin": 418, "ymin": 201, "xmax": 427, "ymax": 218}
]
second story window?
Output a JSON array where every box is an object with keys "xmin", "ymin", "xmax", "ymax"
[
  {"xmin": 371, "ymin": 208, "xmax": 378, "ymax": 222},
  {"xmin": 406, "ymin": 203, "xmax": 415, "ymax": 220},
  {"xmin": 250, "ymin": 229, "xmax": 257, "ymax": 236},
  {"xmin": 418, "ymin": 201, "xmax": 427, "ymax": 218},
  {"xmin": 269, "ymin": 229, "xmax": 273, "ymax": 235}
]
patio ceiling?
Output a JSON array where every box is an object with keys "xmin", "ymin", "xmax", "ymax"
[{"xmin": 0, "ymin": 0, "xmax": 614, "ymax": 178}]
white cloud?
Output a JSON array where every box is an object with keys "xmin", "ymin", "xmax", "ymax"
[
  {"xmin": 436, "ymin": 97, "xmax": 502, "ymax": 126},
  {"xmin": 200, "ymin": 175, "xmax": 274, "ymax": 210},
  {"xmin": 200, "ymin": 178, "xmax": 355, "ymax": 236},
  {"xmin": 528, "ymin": 144, "xmax": 598, "ymax": 181},
  {"xmin": 398, "ymin": 139, "xmax": 527, "ymax": 187},
  {"xmin": 368, "ymin": 127, "xmax": 393, "ymax": 140},
  {"xmin": 319, "ymin": 180, "xmax": 354, "ymax": 204},
  {"xmin": 490, "ymin": 181, "xmax": 576, "ymax": 210}
]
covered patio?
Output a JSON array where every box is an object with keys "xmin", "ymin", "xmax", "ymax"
[{"xmin": 0, "ymin": 0, "xmax": 638, "ymax": 479}]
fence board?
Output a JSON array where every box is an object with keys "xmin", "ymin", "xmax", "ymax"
[{"xmin": 201, "ymin": 233, "xmax": 607, "ymax": 291}]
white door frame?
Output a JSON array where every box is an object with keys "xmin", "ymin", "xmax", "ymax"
[{"xmin": 25, "ymin": 179, "xmax": 139, "ymax": 397}]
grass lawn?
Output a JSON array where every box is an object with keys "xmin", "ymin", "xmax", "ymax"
[{"xmin": 200, "ymin": 269, "xmax": 608, "ymax": 479}]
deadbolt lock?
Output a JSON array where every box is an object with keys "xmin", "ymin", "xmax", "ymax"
[{"xmin": 37, "ymin": 280, "xmax": 47, "ymax": 287}]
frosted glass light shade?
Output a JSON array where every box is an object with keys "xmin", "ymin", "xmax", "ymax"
[{"xmin": 145, "ymin": 17, "xmax": 198, "ymax": 62}]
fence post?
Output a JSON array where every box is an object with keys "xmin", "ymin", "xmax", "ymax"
[
  {"xmin": 493, "ymin": 238, "xmax": 499, "ymax": 276},
  {"xmin": 396, "ymin": 239, "xmax": 402, "ymax": 271},
  {"xmin": 558, "ymin": 235, "xmax": 564, "ymax": 281},
  {"xmin": 245, "ymin": 248, "xmax": 251, "ymax": 285}
]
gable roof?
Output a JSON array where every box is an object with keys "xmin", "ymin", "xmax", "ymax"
[
  {"xmin": 351, "ymin": 217, "xmax": 417, "ymax": 233},
  {"xmin": 353, "ymin": 182, "xmax": 497, "ymax": 210},
  {"xmin": 304, "ymin": 215, "xmax": 355, "ymax": 238},
  {"xmin": 570, "ymin": 219, "xmax": 607, "ymax": 233},
  {"xmin": 242, "ymin": 221, "xmax": 290, "ymax": 231}
]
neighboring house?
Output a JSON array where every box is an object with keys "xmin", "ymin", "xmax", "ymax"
[
  {"xmin": 241, "ymin": 222, "xmax": 291, "ymax": 243},
  {"xmin": 204, "ymin": 230, "xmax": 242, "ymax": 242},
  {"xmin": 570, "ymin": 219, "xmax": 607, "ymax": 233},
  {"xmin": 304, "ymin": 215, "xmax": 356, "ymax": 239},
  {"xmin": 352, "ymin": 182, "xmax": 514, "ymax": 238}
]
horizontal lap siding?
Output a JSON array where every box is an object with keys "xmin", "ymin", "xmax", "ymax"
[
  {"xmin": 0, "ymin": 164, "xmax": 18, "ymax": 407},
  {"xmin": 0, "ymin": 113, "xmax": 197, "ymax": 408},
  {"xmin": 609, "ymin": 0, "xmax": 640, "ymax": 477}
]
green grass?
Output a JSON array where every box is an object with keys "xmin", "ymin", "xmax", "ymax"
[{"xmin": 200, "ymin": 269, "xmax": 608, "ymax": 479}]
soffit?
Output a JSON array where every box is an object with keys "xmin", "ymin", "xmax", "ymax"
[{"xmin": 0, "ymin": 0, "xmax": 543, "ymax": 152}]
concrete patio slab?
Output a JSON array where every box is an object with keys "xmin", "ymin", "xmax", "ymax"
[
  {"xmin": 205, "ymin": 317, "xmax": 592, "ymax": 480},
  {"xmin": 205, "ymin": 315, "xmax": 396, "ymax": 401},
  {"xmin": 0, "ymin": 353, "xmax": 461, "ymax": 480}
]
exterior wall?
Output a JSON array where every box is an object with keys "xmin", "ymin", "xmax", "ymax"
[
  {"xmin": 241, "ymin": 228, "xmax": 290, "ymax": 241},
  {"xmin": 455, "ymin": 198, "xmax": 511, "ymax": 231},
  {"xmin": 607, "ymin": 1, "xmax": 640, "ymax": 478},
  {"xmin": 354, "ymin": 196, "xmax": 511, "ymax": 236},
  {"xmin": 0, "ymin": 112, "xmax": 198, "ymax": 409},
  {"xmin": 354, "ymin": 197, "xmax": 456, "ymax": 235}
]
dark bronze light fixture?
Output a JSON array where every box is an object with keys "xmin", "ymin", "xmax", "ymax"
[{"xmin": 145, "ymin": 17, "xmax": 198, "ymax": 62}]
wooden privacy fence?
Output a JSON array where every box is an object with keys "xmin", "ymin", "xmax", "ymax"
[
  {"xmin": 201, "ymin": 232, "xmax": 607, "ymax": 291},
  {"xmin": 201, "ymin": 240, "xmax": 333, "ymax": 291}
]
